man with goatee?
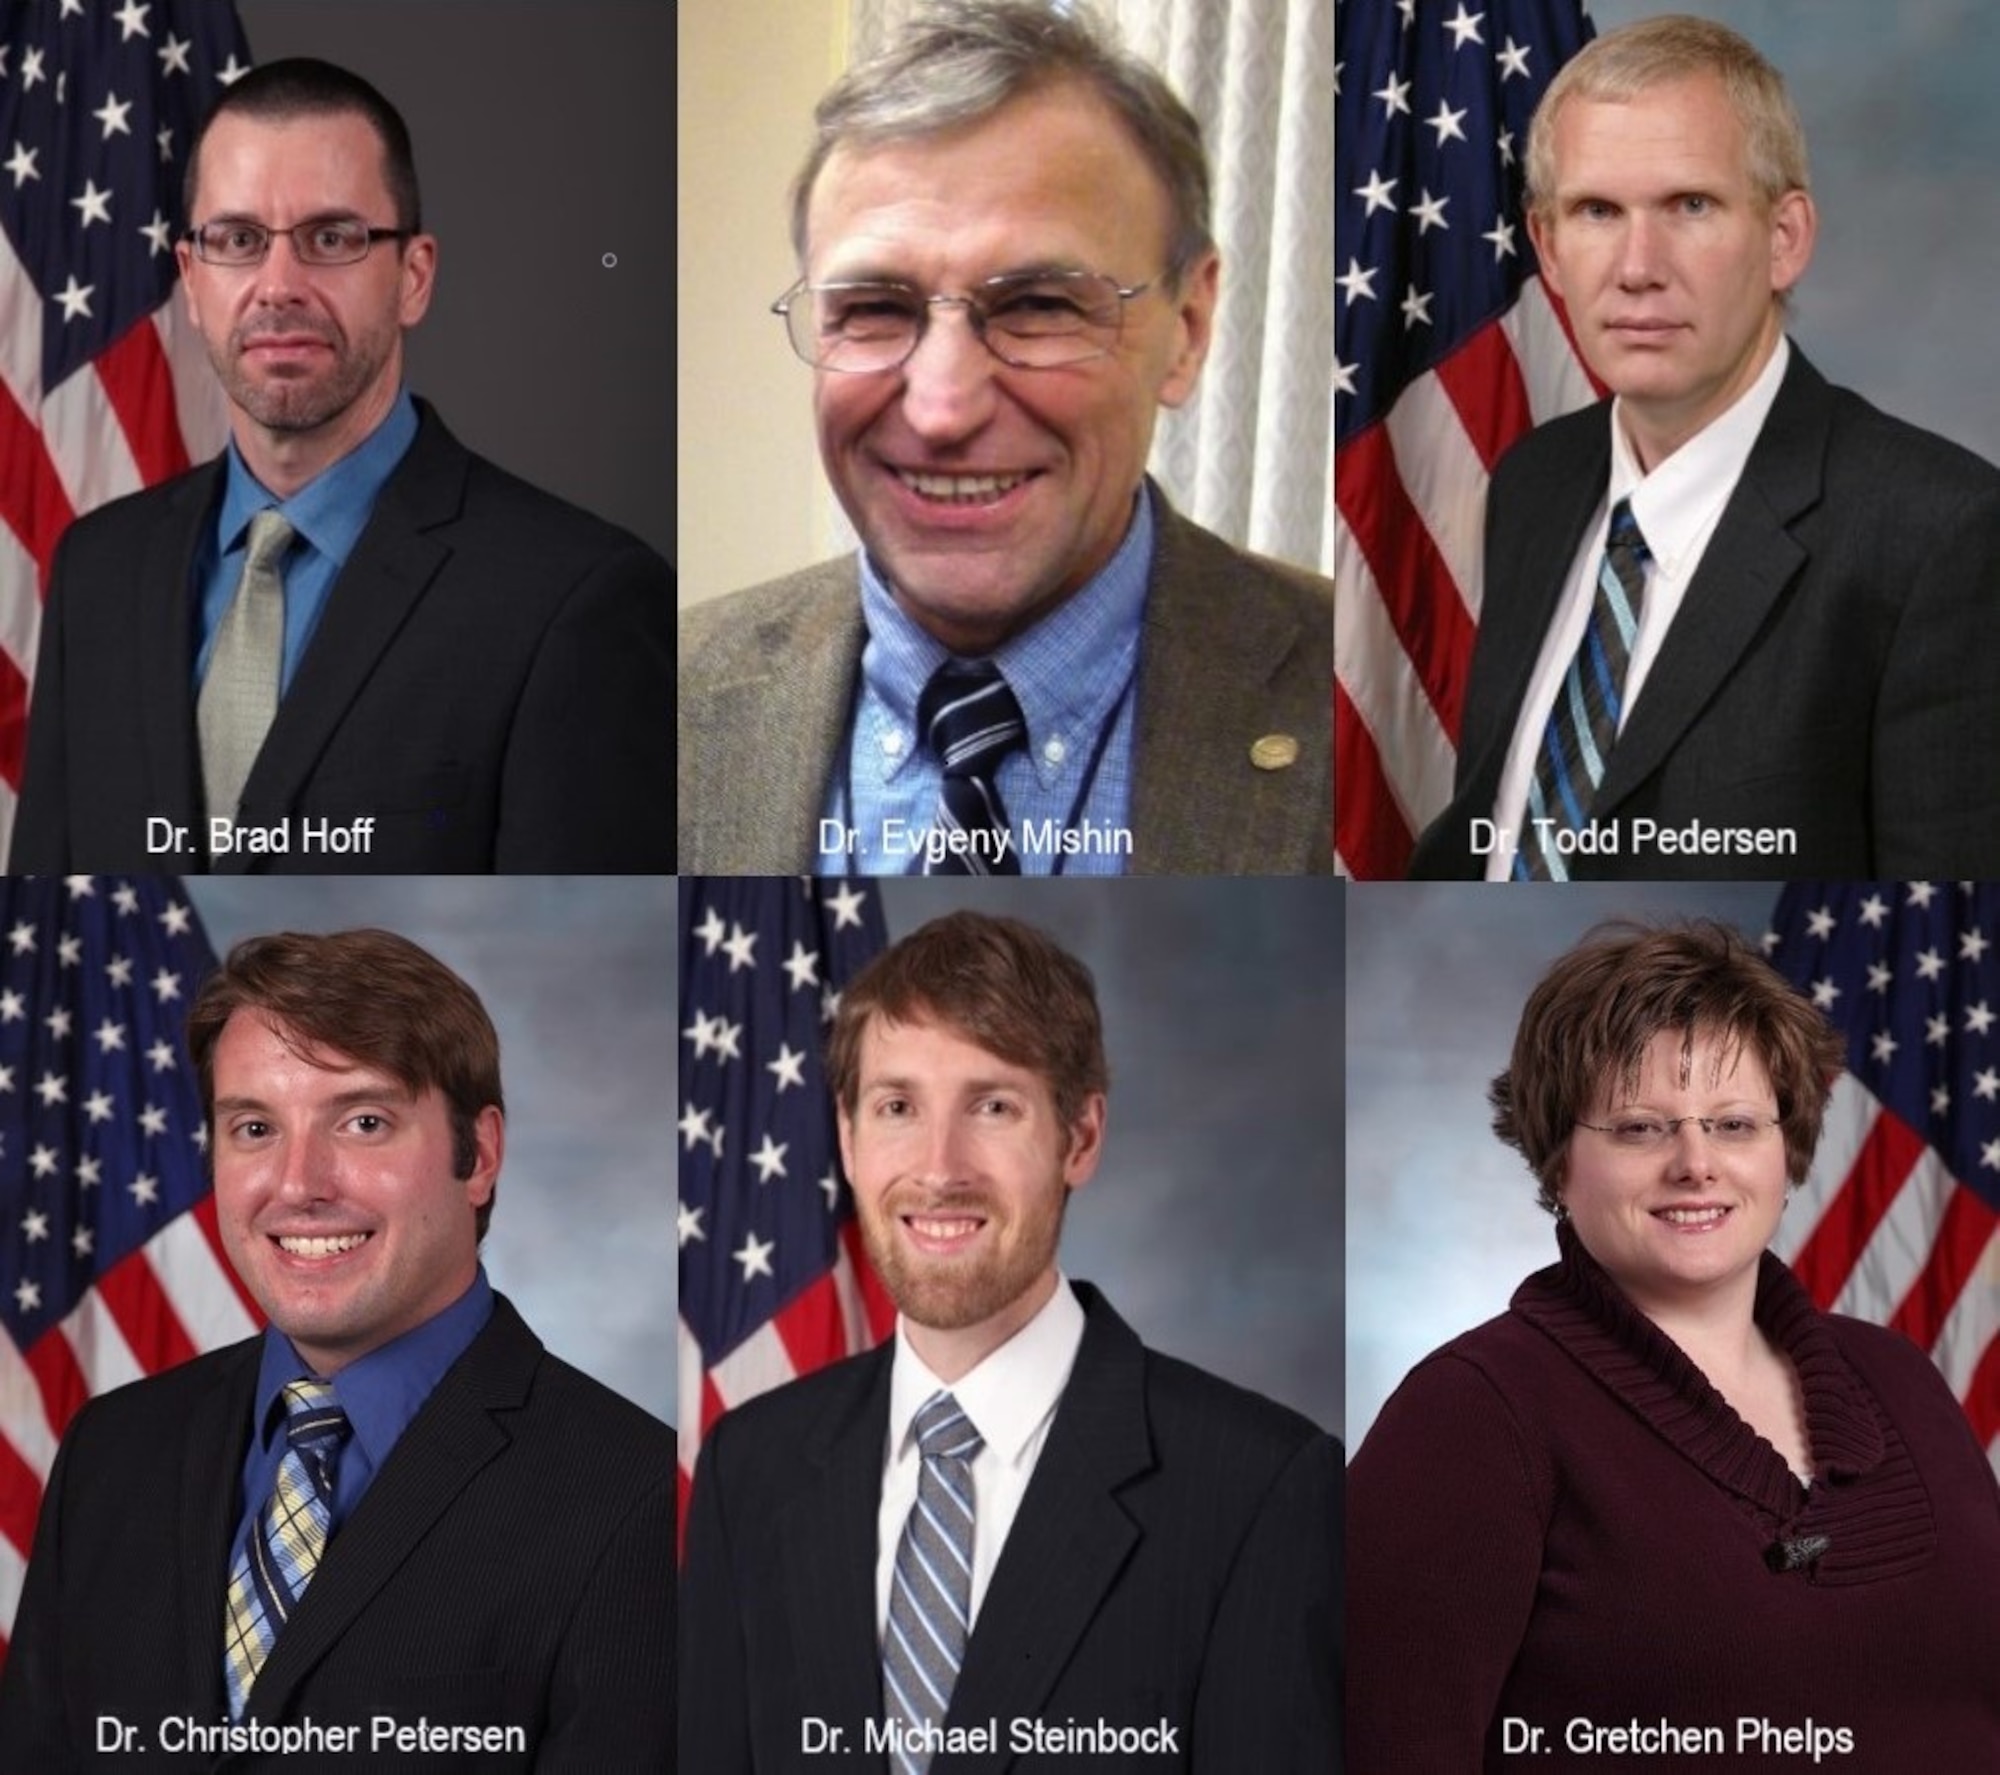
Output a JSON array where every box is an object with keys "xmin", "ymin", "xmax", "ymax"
[{"xmin": 679, "ymin": 911, "xmax": 1339, "ymax": 1772}]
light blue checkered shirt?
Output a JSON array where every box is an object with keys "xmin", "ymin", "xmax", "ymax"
[{"xmin": 816, "ymin": 486, "xmax": 1152, "ymax": 876}]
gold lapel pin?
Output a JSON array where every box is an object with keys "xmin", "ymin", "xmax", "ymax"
[{"xmin": 1250, "ymin": 734, "xmax": 1299, "ymax": 771}]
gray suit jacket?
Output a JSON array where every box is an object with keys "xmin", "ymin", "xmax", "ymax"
[
  {"xmin": 677, "ymin": 493, "xmax": 1333, "ymax": 874},
  {"xmin": 1410, "ymin": 347, "xmax": 2000, "ymax": 878}
]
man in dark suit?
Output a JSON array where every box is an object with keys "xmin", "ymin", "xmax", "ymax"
[
  {"xmin": 9, "ymin": 58, "xmax": 670, "ymax": 875},
  {"xmin": 680, "ymin": 911, "xmax": 1339, "ymax": 1772},
  {"xmin": 1410, "ymin": 15, "xmax": 2000, "ymax": 881},
  {"xmin": 0, "ymin": 930, "xmax": 674, "ymax": 1771},
  {"xmin": 677, "ymin": 1, "xmax": 1331, "ymax": 876}
]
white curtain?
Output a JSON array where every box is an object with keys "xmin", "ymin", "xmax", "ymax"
[{"xmin": 847, "ymin": 0, "xmax": 1335, "ymax": 574}]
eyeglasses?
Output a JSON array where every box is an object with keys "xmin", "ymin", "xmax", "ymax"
[
  {"xmin": 1574, "ymin": 1114, "xmax": 1782, "ymax": 1150},
  {"xmin": 771, "ymin": 269, "xmax": 1160, "ymax": 372},
  {"xmin": 184, "ymin": 218, "xmax": 413, "ymax": 267}
]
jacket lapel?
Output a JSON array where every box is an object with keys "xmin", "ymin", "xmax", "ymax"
[
  {"xmin": 228, "ymin": 408, "xmax": 460, "ymax": 840},
  {"xmin": 1594, "ymin": 355, "xmax": 1826, "ymax": 811},
  {"xmin": 240, "ymin": 1298, "xmax": 535, "ymax": 1722},
  {"xmin": 1129, "ymin": 497, "xmax": 1325, "ymax": 873},
  {"xmin": 172, "ymin": 1341, "xmax": 260, "ymax": 1722},
  {"xmin": 138, "ymin": 463, "xmax": 224, "ymax": 844},
  {"xmin": 778, "ymin": 1344, "xmax": 893, "ymax": 1734},
  {"xmin": 941, "ymin": 1286, "xmax": 1152, "ymax": 1771},
  {"xmin": 696, "ymin": 564, "xmax": 864, "ymax": 871}
]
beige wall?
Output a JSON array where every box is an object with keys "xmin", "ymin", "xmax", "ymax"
[{"xmin": 677, "ymin": 0, "xmax": 850, "ymax": 606}]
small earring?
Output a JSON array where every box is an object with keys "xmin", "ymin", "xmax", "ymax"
[{"xmin": 1553, "ymin": 1200, "xmax": 1570, "ymax": 1222}]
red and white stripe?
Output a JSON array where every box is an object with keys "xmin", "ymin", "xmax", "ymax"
[
  {"xmin": 1333, "ymin": 275, "xmax": 1599, "ymax": 877},
  {"xmin": 0, "ymin": 250, "xmax": 228, "ymax": 853},
  {"xmin": 1771, "ymin": 1073, "xmax": 2000, "ymax": 1475},
  {"xmin": 0, "ymin": 1194, "xmax": 260, "ymax": 1657}
]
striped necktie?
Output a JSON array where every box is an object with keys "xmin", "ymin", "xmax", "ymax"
[
  {"xmin": 882, "ymin": 1391, "xmax": 983, "ymax": 1775},
  {"xmin": 199, "ymin": 508, "xmax": 295, "ymax": 835},
  {"xmin": 917, "ymin": 660, "xmax": 1025, "ymax": 875},
  {"xmin": 221, "ymin": 1379, "xmax": 349, "ymax": 1720},
  {"xmin": 1515, "ymin": 498, "xmax": 1650, "ymax": 881}
]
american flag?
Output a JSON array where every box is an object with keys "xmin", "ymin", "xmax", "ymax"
[
  {"xmin": 0, "ymin": 875, "xmax": 255, "ymax": 1665},
  {"xmin": 1333, "ymin": 0, "xmax": 1598, "ymax": 878},
  {"xmin": 677, "ymin": 879, "xmax": 896, "ymax": 1544},
  {"xmin": 1764, "ymin": 883, "xmax": 2000, "ymax": 1476},
  {"xmin": 0, "ymin": 2, "xmax": 249, "ymax": 857}
]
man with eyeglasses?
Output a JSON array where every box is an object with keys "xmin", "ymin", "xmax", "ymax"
[
  {"xmin": 10, "ymin": 57, "xmax": 671, "ymax": 874},
  {"xmin": 677, "ymin": 0, "xmax": 1333, "ymax": 876}
]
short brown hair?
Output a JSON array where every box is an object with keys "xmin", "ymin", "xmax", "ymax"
[
  {"xmin": 827, "ymin": 911, "xmax": 1108, "ymax": 1134},
  {"xmin": 1526, "ymin": 14, "xmax": 1810, "ymax": 219},
  {"xmin": 1490, "ymin": 920, "xmax": 1844, "ymax": 1214},
  {"xmin": 187, "ymin": 930, "xmax": 504, "ymax": 1236}
]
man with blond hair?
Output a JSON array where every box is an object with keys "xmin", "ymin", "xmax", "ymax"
[{"xmin": 1412, "ymin": 14, "xmax": 2000, "ymax": 881}]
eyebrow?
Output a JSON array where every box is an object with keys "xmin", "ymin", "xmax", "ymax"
[
  {"xmin": 814, "ymin": 257, "xmax": 1096, "ymax": 287},
  {"xmin": 197, "ymin": 209, "xmax": 368, "ymax": 228},
  {"xmin": 214, "ymin": 1083, "xmax": 415, "ymax": 1115}
]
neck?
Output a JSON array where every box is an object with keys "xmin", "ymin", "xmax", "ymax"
[
  {"xmin": 1622, "ymin": 1263, "xmax": 1764, "ymax": 1376},
  {"xmin": 1617, "ymin": 319, "xmax": 1782, "ymax": 475},
  {"xmin": 234, "ymin": 374, "xmax": 401, "ymax": 500},
  {"xmin": 904, "ymin": 1268, "xmax": 1059, "ymax": 1385}
]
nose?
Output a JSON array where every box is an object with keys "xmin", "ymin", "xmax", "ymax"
[
  {"xmin": 272, "ymin": 1129, "xmax": 336, "ymax": 1203},
  {"xmin": 1665, "ymin": 1118, "xmax": 1718, "ymax": 1177},
  {"xmin": 253, "ymin": 234, "xmax": 316, "ymax": 303},
  {"xmin": 1614, "ymin": 213, "xmax": 1664, "ymax": 289},
  {"xmin": 912, "ymin": 1114, "xmax": 976, "ymax": 1189},
  {"xmin": 897, "ymin": 300, "xmax": 999, "ymax": 443}
]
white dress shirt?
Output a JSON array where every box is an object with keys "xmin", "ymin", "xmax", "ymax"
[
  {"xmin": 874, "ymin": 1274, "xmax": 1086, "ymax": 1637},
  {"xmin": 1484, "ymin": 336, "xmax": 1792, "ymax": 879}
]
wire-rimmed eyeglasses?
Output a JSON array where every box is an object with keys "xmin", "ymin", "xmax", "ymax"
[
  {"xmin": 771, "ymin": 269, "xmax": 1160, "ymax": 372},
  {"xmin": 184, "ymin": 217, "xmax": 414, "ymax": 267},
  {"xmin": 1573, "ymin": 1114, "xmax": 1782, "ymax": 1150}
]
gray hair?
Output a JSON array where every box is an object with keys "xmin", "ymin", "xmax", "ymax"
[
  {"xmin": 1526, "ymin": 14, "xmax": 1810, "ymax": 218},
  {"xmin": 790, "ymin": 0, "xmax": 1213, "ymax": 283}
]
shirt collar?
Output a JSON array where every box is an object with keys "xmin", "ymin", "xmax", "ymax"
[
  {"xmin": 248, "ymin": 1262, "xmax": 494, "ymax": 1473},
  {"xmin": 857, "ymin": 485, "xmax": 1154, "ymax": 788},
  {"xmin": 887, "ymin": 1271, "xmax": 1086, "ymax": 1469},
  {"xmin": 217, "ymin": 386, "xmax": 421, "ymax": 565},
  {"xmin": 1609, "ymin": 335, "xmax": 1790, "ymax": 578}
]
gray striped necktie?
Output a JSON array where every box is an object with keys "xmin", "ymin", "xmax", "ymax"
[
  {"xmin": 882, "ymin": 1391, "xmax": 982, "ymax": 1775},
  {"xmin": 917, "ymin": 660, "xmax": 1025, "ymax": 876},
  {"xmin": 199, "ymin": 508, "xmax": 295, "ymax": 832},
  {"xmin": 1515, "ymin": 498, "xmax": 1650, "ymax": 881}
]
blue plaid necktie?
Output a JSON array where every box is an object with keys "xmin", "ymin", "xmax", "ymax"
[
  {"xmin": 882, "ymin": 1391, "xmax": 983, "ymax": 1774},
  {"xmin": 917, "ymin": 660, "xmax": 1025, "ymax": 875},
  {"xmin": 1516, "ymin": 498, "xmax": 1650, "ymax": 881},
  {"xmin": 221, "ymin": 1379, "xmax": 350, "ymax": 1720}
]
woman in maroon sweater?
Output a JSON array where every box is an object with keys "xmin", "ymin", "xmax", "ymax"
[{"xmin": 1348, "ymin": 922, "xmax": 2000, "ymax": 1771}]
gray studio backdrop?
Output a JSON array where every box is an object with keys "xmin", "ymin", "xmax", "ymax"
[
  {"xmin": 1587, "ymin": 0, "xmax": 2000, "ymax": 464},
  {"xmin": 876, "ymin": 879, "xmax": 1343, "ymax": 1436},
  {"xmin": 188, "ymin": 875, "xmax": 674, "ymax": 1427},
  {"xmin": 1345, "ymin": 881, "xmax": 1783, "ymax": 1458},
  {"xmin": 235, "ymin": 0, "xmax": 670, "ymax": 560}
]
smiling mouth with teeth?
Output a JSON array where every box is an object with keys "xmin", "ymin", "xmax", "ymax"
[
  {"xmin": 275, "ymin": 1233, "xmax": 372, "ymax": 1258},
  {"xmin": 1652, "ymin": 1207, "xmax": 1731, "ymax": 1227},
  {"xmin": 897, "ymin": 469, "xmax": 1033, "ymax": 505}
]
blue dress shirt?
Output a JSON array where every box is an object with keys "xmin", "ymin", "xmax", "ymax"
[
  {"xmin": 193, "ymin": 390, "xmax": 420, "ymax": 695},
  {"xmin": 818, "ymin": 483, "xmax": 1152, "ymax": 877},
  {"xmin": 228, "ymin": 1265, "xmax": 494, "ymax": 1570}
]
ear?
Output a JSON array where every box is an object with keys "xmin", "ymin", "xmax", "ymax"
[
  {"xmin": 1527, "ymin": 206, "xmax": 1564, "ymax": 301},
  {"xmin": 175, "ymin": 239, "xmax": 203, "ymax": 328},
  {"xmin": 1767, "ymin": 187, "xmax": 1816, "ymax": 295},
  {"xmin": 397, "ymin": 231, "xmax": 438, "ymax": 328},
  {"xmin": 1155, "ymin": 249, "xmax": 1219, "ymax": 410},
  {"xmin": 463, "ymin": 1104, "xmax": 504, "ymax": 1213},
  {"xmin": 836, "ymin": 1100, "xmax": 857, "ymax": 1184},
  {"xmin": 1059, "ymin": 1092, "xmax": 1107, "ymax": 1190}
]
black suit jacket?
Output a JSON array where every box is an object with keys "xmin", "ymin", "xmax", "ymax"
[
  {"xmin": 0, "ymin": 1296, "xmax": 675, "ymax": 1773},
  {"xmin": 1410, "ymin": 347, "xmax": 2000, "ymax": 878},
  {"xmin": 679, "ymin": 1283, "xmax": 1341, "ymax": 1772},
  {"xmin": 10, "ymin": 403, "xmax": 671, "ymax": 873}
]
